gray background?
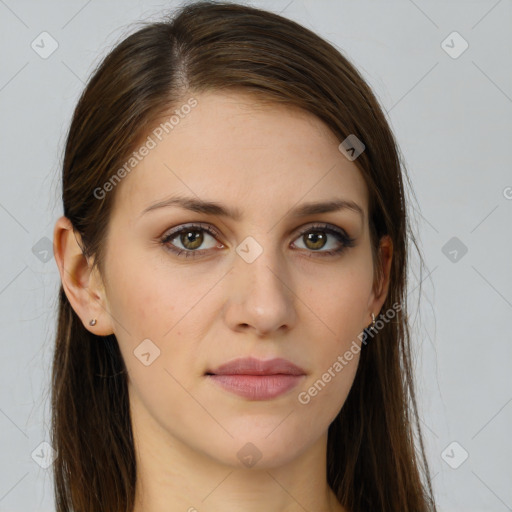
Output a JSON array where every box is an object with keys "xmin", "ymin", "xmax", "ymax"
[{"xmin": 1, "ymin": 0, "xmax": 511, "ymax": 510}]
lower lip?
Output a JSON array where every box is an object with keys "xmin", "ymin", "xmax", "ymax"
[{"xmin": 207, "ymin": 374, "xmax": 305, "ymax": 400}]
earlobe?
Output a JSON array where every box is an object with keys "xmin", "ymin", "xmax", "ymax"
[{"xmin": 53, "ymin": 216, "xmax": 113, "ymax": 335}]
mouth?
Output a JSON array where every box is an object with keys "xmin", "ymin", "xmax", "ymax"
[{"xmin": 205, "ymin": 356, "xmax": 307, "ymax": 400}]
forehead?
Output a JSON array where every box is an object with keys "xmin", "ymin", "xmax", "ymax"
[{"xmin": 111, "ymin": 90, "xmax": 369, "ymax": 225}]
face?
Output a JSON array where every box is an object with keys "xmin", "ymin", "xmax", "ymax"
[{"xmin": 78, "ymin": 90, "xmax": 390, "ymax": 469}]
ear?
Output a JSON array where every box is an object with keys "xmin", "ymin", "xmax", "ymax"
[
  {"xmin": 366, "ymin": 234, "xmax": 393, "ymax": 325},
  {"xmin": 53, "ymin": 216, "xmax": 114, "ymax": 336}
]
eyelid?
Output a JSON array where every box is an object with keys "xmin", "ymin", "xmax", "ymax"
[
  {"xmin": 293, "ymin": 222, "xmax": 350, "ymax": 238},
  {"xmin": 161, "ymin": 222, "xmax": 221, "ymax": 240},
  {"xmin": 161, "ymin": 221, "xmax": 351, "ymax": 243},
  {"xmin": 160, "ymin": 221, "xmax": 355, "ymax": 259}
]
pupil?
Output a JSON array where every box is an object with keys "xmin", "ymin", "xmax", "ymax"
[
  {"xmin": 182, "ymin": 231, "xmax": 203, "ymax": 249},
  {"xmin": 306, "ymin": 232, "xmax": 325, "ymax": 250}
]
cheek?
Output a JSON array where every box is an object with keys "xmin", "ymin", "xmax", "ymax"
[
  {"xmin": 104, "ymin": 256, "xmax": 212, "ymax": 390},
  {"xmin": 295, "ymin": 259, "xmax": 371, "ymax": 415},
  {"xmin": 308, "ymin": 263, "xmax": 372, "ymax": 345},
  {"xmin": 105, "ymin": 253, "xmax": 185, "ymax": 339}
]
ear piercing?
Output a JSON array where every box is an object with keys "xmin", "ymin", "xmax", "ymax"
[
  {"xmin": 87, "ymin": 315, "xmax": 378, "ymax": 330},
  {"xmin": 88, "ymin": 316, "xmax": 376, "ymax": 331}
]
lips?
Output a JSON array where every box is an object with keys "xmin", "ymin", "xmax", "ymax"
[
  {"xmin": 206, "ymin": 356, "xmax": 306, "ymax": 376},
  {"xmin": 205, "ymin": 357, "xmax": 307, "ymax": 400}
]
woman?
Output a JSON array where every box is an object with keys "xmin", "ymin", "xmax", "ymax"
[{"xmin": 51, "ymin": 1, "xmax": 437, "ymax": 511}]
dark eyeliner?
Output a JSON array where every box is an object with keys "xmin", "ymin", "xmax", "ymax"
[
  {"xmin": 160, "ymin": 222, "xmax": 355, "ymax": 258},
  {"xmin": 160, "ymin": 223, "xmax": 221, "ymax": 258},
  {"xmin": 295, "ymin": 223, "xmax": 356, "ymax": 257}
]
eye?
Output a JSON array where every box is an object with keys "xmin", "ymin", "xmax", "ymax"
[
  {"xmin": 160, "ymin": 223, "xmax": 222, "ymax": 258},
  {"xmin": 292, "ymin": 223, "xmax": 356, "ymax": 257},
  {"xmin": 160, "ymin": 222, "xmax": 356, "ymax": 259}
]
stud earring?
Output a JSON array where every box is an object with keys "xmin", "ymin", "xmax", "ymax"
[{"xmin": 89, "ymin": 319, "xmax": 97, "ymax": 326}]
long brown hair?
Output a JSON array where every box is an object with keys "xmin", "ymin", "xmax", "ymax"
[{"xmin": 52, "ymin": 2, "xmax": 437, "ymax": 511}]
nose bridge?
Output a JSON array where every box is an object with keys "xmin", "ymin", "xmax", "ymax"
[{"xmin": 235, "ymin": 232, "xmax": 287, "ymax": 294}]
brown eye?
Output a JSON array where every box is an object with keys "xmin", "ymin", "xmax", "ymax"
[
  {"xmin": 161, "ymin": 224, "xmax": 221, "ymax": 258},
  {"xmin": 292, "ymin": 224, "xmax": 356, "ymax": 257},
  {"xmin": 179, "ymin": 230, "xmax": 204, "ymax": 250},
  {"xmin": 302, "ymin": 231, "xmax": 328, "ymax": 251}
]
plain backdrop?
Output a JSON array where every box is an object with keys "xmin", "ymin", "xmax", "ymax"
[{"xmin": 0, "ymin": 1, "xmax": 511, "ymax": 511}]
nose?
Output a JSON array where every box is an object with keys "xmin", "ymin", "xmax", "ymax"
[{"xmin": 222, "ymin": 242, "xmax": 297, "ymax": 337}]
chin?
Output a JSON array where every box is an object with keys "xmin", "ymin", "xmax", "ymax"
[{"xmin": 203, "ymin": 428, "xmax": 315, "ymax": 470}]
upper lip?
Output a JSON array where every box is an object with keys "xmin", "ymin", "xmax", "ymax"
[{"xmin": 206, "ymin": 356, "xmax": 306, "ymax": 376}]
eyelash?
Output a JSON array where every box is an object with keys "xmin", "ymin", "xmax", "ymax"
[{"xmin": 160, "ymin": 222, "xmax": 356, "ymax": 259}]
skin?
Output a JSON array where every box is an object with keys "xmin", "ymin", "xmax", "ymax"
[{"xmin": 54, "ymin": 90, "xmax": 392, "ymax": 512}]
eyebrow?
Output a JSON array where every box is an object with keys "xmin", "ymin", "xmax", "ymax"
[{"xmin": 139, "ymin": 195, "xmax": 364, "ymax": 221}]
